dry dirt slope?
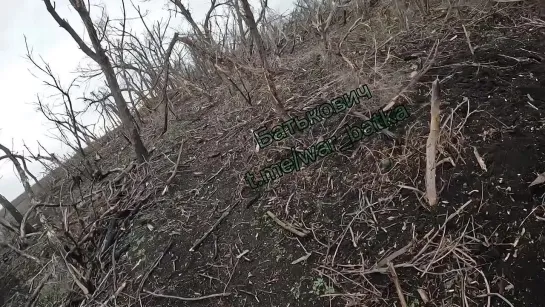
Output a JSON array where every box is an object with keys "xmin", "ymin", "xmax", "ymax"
[
  {"xmin": 3, "ymin": 2, "xmax": 545, "ymax": 307},
  {"xmin": 116, "ymin": 10, "xmax": 545, "ymax": 306}
]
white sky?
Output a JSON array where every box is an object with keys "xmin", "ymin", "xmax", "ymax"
[{"xmin": 0, "ymin": 0, "xmax": 294, "ymax": 202}]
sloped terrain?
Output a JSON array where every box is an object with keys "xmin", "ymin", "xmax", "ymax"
[{"xmin": 3, "ymin": 1, "xmax": 545, "ymax": 307}]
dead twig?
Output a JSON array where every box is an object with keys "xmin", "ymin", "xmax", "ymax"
[
  {"xmin": 377, "ymin": 242, "xmax": 412, "ymax": 267},
  {"xmin": 98, "ymin": 281, "xmax": 127, "ymax": 307},
  {"xmin": 137, "ymin": 240, "xmax": 173, "ymax": 295},
  {"xmin": 266, "ymin": 210, "xmax": 309, "ymax": 237},
  {"xmin": 25, "ymin": 270, "xmax": 53, "ymax": 307},
  {"xmin": 388, "ymin": 262, "xmax": 408, "ymax": 307},
  {"xmin": 162, "ymin": 141, "xmax": 185, "ymax": 195},
  {"xmin": 462, "ymin": 24, "xmax": 474, "ymax": 55},
  {"xmin": 143, "ymin": 290, "xmax": 231, "ymax": 301},
  {"xmin": 190, "ymin": 201, "xmax": 241, "ymax": 251},
  {"xmin": 383, "ymin": 40, "xmax": 439, "ymax": 111},
  {"xmin": 0, "ymin": 217, "xmax": 20, "ymax": 235},
  {"xmin": 473, "ymin": 146, "xmax": 487, "ymax": 172},
  {"xmin": 0, "ymin": 239, "xmax": 41, "ymax": 264}
]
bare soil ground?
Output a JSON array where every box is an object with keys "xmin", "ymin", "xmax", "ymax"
[{"xmin": 3, "ymin": 2, "xmax": 545, "ymax": 307}]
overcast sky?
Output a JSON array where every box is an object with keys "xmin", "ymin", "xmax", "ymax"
[{"xmin": 0, "ymin": 0, "xmax": 294, "ymax": 203}]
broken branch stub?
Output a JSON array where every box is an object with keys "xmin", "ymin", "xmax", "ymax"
[{"xmin": 425, "ymin": 79, "xmax": 440, "ymax": 207}]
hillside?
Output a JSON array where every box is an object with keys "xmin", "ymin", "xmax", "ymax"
[{"xmin": 2, "ymin": 1, "xmax": 545, "ymax": 307}]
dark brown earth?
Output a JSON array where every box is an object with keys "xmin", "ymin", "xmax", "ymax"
[{"xmin": 3, "ymin": 2, "xmax": 545, "ymax": 307}]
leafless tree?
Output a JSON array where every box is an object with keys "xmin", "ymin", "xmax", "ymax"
[
  {"xmin": 0, "ymin": 149, "xmax": 43, "ymax": 191},
  {"xmin": 0, "ymin": 194, "xmax": 32, "ymax": 233},
  {"xmin": 25, "ymin": 41, "xmax": 102, "ymax": 177},
  {"xmin": 239, "ymin": 0, "xmax": 289, "ymax": 119},
  {"xmin": 43, "ymin": 0, "xmax": 149, "ymax": 162},
  {"xmin": 0, "ymin": 143, "xmax": 37, "ymax": 233}
]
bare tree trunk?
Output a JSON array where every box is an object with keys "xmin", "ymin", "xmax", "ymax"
[
  {"xmin": 233, "ymin": 0, "xmax": 248, "ymax": 47},
  {"xmin": 171, "ymin": 0, "xmax": 206, "ymax": 39},
  {"xmin": 44, "ymin": 0, "xmax": 149, "ymax": 163},
  {"xmin": 101, "ymin": 62, "xmax": 149, "ymax": 162},
  {"xmin": 239, "ymin": 0, "xmax": 289, "ymax": 120},
  {"xmin": 0, "ymin": 144, "xmax": 36, "ymax": 233},
  {"xmin": 0, "ymin": 144, "xmax": 34, "ymax": 199},
  {"xmin": 0, "ymin": 194, "xmax": 34, "ymax": 233}
]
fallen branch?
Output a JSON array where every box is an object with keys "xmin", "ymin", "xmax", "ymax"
[
  {"xmin": 473, "ymin": 146, "xmax": 487, "ymax": 172},
  {"xmin": 144, "ymin": 290, "xmax": 231, "ymax": 301},
  {"xmin": 0, "ymin": 239, "xmax": 41, "ymax": 263},
  {"xmin": 417, "ymin": 288, "xmax": 430, "ymax": 304},
  {"xmin": 137, "ymin": 240, "xmax": 173, "ymax": 295},
  {"xmin": 98, "ymin": 281, "xmax": 127, "ymax": 307},
  {"xmin": 189, "ymin": 201, "xmax": 240, "ymax": 252},
  {"xmin": 266, "ymin": 211, "xmax": 309, "ymax": 237},
  {"xmin": 377, "ymin": 242, "xmax": 412, "ymax": 267},
  {"xmin": 0, "ymin": 217, "xmax": 20, "ymax": 235},
  {"xmin": 425, "ymin": 79, "xmax": 440, "ymax": 207},
  {"xmin": 112, "ymin": 163, "xmax": 135, "ymax": 184},
  {"xmin": 476, "ymin": 293, "xmax": 514, "ymax": 307},
  {"xmin": 383, "ymin": 40, "xmax": 439, "ymax": 112},
  {"xmin": 25, "ymin": 270, "xmax": 53, "ymax": 307},
  {"xmin": 388, "ymin": 262, "xmax": 408, "ymax": 307},
  {"xmin": 462, "ymin": 24, "xmax": 474, "ymax": 55},
  {"xmin": 162, "ymin": 141, "xmax": 185, "ymax": 195}
]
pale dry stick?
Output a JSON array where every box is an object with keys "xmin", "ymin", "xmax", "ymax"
[
  {"xmin": 285, "ymin": 192, "xmax": 294, "ymax": 216},
  {"xmin": 388, "ymin": 262, "xmax": 408, "ymax": 307},
  {"xmin": 338, "ymin": 16, "xmax": 366, "ymax": 69},
  {"xmin": 266, "ymin": 211, "xmax": 309, "ymax": 237},
  {"xmin": 27, "ymin": 258, "xmax": 53, "ymax": 288},
  {"xmin": 144, "ymin": 290, "xmax": 231, "ymax": 301},
  {"xmin": 520, "ymin": 205, "xmax": 541, "ymax": 227},
  {"xmin": 330, "ymin": 201, "xmax": 366, "ymax": 266},
  {"xmin": 25, "ymin": 270, "xmax": 53, "ymax": 307},
  {"xmin": 63, "ymin": 257, "xmax": 90, "ymax": 296},
  {"xmin": 0, "ymin": 239, "xmax": 41, "ymax": 263},
  {"xmin": 162, "ymin": 141, "xmax": 185, "ymax": 195},
  {"xmin": 398, "ymin": 184, "xmax": 425, "ymax": 195},
  {"xmin": 137, "ymin": 240, "xmax": 173, "ymax": 295},
  {"xmin": 462, "ymin": 24, "xmax": 474, "ymax": 55},
  {"xmin": 476, "ymin": 268, "xmax": 492, "ymax": 307},
  {"xmin": 425, "ymin": 79, "xmax": 441, "ymax": 207},
  {"xmin": 476, "ymin": 293, "xmax": 514, "ymax": 307},
  {"xmin": 376, "ymin": 242, "xmax": 413, "ymax": 267},
  {"xmin": 349, "ymin": 226, "xmax": 357, "ymax": 248},
  {"xmin": 423, "ymin": 234, "xmax": 474, "ymax": 276},
  {"xmin": 318, "ymin": 265, "xmax": 381, "ymax": 296},
  {"xmin": 204, "ymin": 165, "xmax": 226, "ymax": 184},
  {"xmin": 461, "ymin": 272, "xmax": 469, "ymax": 307},
  {"xmin": 415, "ymin": 200, "xmax": 472, "ymax": 264},
  {"xmin": 473, "ymin": 146, "xmax": 487, "ymax": 172},
  {"xmin": 445, "ymin": 200, "xmax": 473, "ymax": 225},
  {"xmin": 383, "ymin": 40, "xmax": 440, "ymax": 112},
  {"xmin": 365, "ymin": 194, "xmax": 379, "ymax": 225},
  {"xmin": 190, "ymin": 201, "xmax": 241, "ymax": 251},
  {"xmin": 0, "ymin": 217, "xmax": 20, "ymax": 235},
  {"xmin": 410, "ymin": 228, "xmax": 439, "ymax": 263},
  {"xmin": 455, "ymin": 99, "xmax": 481, "ymax": 135},
  {"xmin": 417, "ymin": 288, "xmax": 430, "ymax": 304},
  {"xmin": 441, "ymin": 96, "xmax": 468, "ymax": 131},
  {"xmin": 420, "ymin": 224, "xmax": 448, "ymax": 277},
  {"xmin": 292, "ymin": 252, "xmax": 312, "ymax": 265},
  {"xmin": 223, "ymin": 256, "xmax": 240, "ymax": 293},
  {"xmin": 98, "ymin": 281, "xmax": 127, "ymax": 307}
]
